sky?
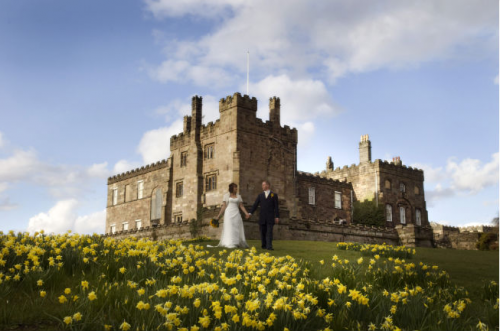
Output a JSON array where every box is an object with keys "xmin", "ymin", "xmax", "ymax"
[{"xmin": 0, "ymin": 0, "xmax": 498, "ymax": 234}]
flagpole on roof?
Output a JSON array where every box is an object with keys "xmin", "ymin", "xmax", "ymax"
[{"xmin": 246, "ymin": 51, "xmax": 249, "ymax": 95}]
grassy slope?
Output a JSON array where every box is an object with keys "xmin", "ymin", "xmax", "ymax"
[{"xmin": 205, "ymin": 239, "xmax": 499, "ymax": 300}]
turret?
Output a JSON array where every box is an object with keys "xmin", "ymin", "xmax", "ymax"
[
  {"xmin": 269, "ymin": 96, "xmax": 280, "ymax": 126},
  {"xmin": 191, "ymin": 96, "xmax": 202, "ymax": 138},
  {"xmin": 326, "ymin": 156, "xmax": 334, "ymax": 171},
  {"xmin": 359, "ymin": 134, "xmax": 372, "ymax": 163},
  {"xmin": 183, "ymin": 115, "xmax": 192, "ymax": 133}
]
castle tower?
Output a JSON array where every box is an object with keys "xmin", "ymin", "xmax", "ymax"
[
  {"xmin": 191, "ymin": 96, "xmax": 202, "ymax": 137},
  {"xmin": 270, "ymin": 96, "xmax": 280, "ymax": 127},
  {"xmin": 326, "ymin": 156, "xmax": 334, "ymax": 171},
  {"xmin": 188, "ymin": 95, "xmax": 203, "ymax": 219},
  {"xmin": 359, "ymin": 134, "xmax": 372, "ymax": 163}
]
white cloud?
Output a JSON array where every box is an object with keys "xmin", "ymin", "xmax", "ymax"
[
  {"xmin": 412, "ymin": 152, "xmax": 499, "ymax": 206},
  {"xmin": 27, "ymin": 199, "xmax": 79, "ymax": 234},
  {"xmin": 87, "ymin": 162, "xmax": 110, "ymax": 179},
  {"xmin": 0, "ymin": 135, "xmax": 122, "ymax": 207},
  {"xmin": 494, "ymin": 75, "xmax": 499, "ymax": 85},
  {"xmin": 411, "ymin": 162, "xmax": 446, "ymax": 183},
  {"xmin": 137, "ymin": 120, "xmax": 184, "ymax": 164},
  {"xmin": 447, "ymin": 153, "xmax": 499, "ymax": 194},
  {"xmin": 27, "ymin": 199, "xmax": 105, "ymax": 235},
  {"xmin": 112, "ymin": 160, "xmax": 142, "ymax": 174},
  {"xmin": 249, "ymin": 75, "xmax": 342, "ymax": 123},
  {"xmin": 74, "ymin": 209, "xmax": 106, "ymax": 235},
  {"xmin": 145, "ymin": 0, "xmax": 498, "ymax": 84}
]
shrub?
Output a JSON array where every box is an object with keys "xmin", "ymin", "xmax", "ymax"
[
  {"xmin": 476, "ymin": 232, "xmax": 498, "ymax": 251},
  {"xmin": 352, "ymin": 199, "xmax": 385, "ymax": 227}
]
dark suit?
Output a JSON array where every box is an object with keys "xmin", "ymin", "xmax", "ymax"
[{"xmin": 249, "ymin": 191, "xmax": 279, "ymax": 249}]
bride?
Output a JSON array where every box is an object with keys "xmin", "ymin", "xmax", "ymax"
[{"xmin": 208, "ymin": 183, "xmax": 250, "ymax": 248}]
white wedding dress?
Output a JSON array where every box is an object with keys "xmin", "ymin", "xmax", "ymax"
[{"xmin": 208, "ymin": 193, "xmax": 249, "ymax": 249}]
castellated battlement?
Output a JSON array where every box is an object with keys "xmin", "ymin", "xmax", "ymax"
[
  {"xmin": 297, "ymin": 171, "xmax": 350, "ymax": 187},
  {"xmin": 107, "ymin": 158, "xmax": 170, "ymax": 184},
  {"xmin": 431, "ymin": 222, "xmax": 494, "ymax": 234},
  {"xmin": 170, "ymin": 131, "xmax": 191, "ymax": 150},
  {"xmin": 201, "ymin": 119, "xmax": 221, "ymax": 136},
  {"xmin": 219, "ymin": 92, "xmax": 257, "ymax": 112},
  {"xmin": 325, "ymin": 158, "xmax": 424, "ymax": 178}
]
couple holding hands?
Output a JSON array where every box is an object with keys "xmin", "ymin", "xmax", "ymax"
[{"xmin": 209, "ymin": 180, "xmax": 279, "ymax": 250}]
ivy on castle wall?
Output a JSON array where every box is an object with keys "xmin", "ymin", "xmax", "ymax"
[{"xmin": 353, "ymin": 199, "xmax": 385, "ymax": 227}]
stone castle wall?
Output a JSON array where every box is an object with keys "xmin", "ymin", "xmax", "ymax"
[
  {"xmin": 296, "ymin": 172, "xmax": 352, "ymax": 223},
  {"xmin": 106, "ymin": 159, "xmax": 172, "ymax": 233}
]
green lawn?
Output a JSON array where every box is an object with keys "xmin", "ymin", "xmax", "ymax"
[{"xmin": 205, "ymin": 239, "xmax": 499, "ymax": 300}]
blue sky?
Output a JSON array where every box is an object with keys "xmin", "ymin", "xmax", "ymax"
[{"xmin": 0, "ymin": 0, "xmax": 498, "ymax": 234}]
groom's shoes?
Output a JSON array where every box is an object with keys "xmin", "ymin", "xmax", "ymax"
[
  {"xmin": 261, "ymin": 246, "xmax": 266, "ymax": 249},
  {"xmin": 267, "ymin": 248, "xmax": 274, "ymax": 251}
]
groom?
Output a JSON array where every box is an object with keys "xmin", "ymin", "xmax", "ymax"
[{"xmin": 248, "ymin": 180, "xmax": 279, "ymax": 250}]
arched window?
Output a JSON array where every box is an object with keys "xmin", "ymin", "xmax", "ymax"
[
  {"xmin": 386, "ymin": 204, "xmax": 392, "ymax": 222},
  {"xmin": 385, "ymin": 179, "xmax": 391, "ymax": 190},
  {"xmin": 151, "ymin": 188, "xmax": 163, "ymax": 221},
  {"xmin": 416, "ymin": 209, "xmax": 422, "ymax": 226},
  {"xmin": 400, "ymin": 206, "xmax": 406, "ymax": 224},
  {"xmin": 414, "ymin": 186, "xmax": 420, "ymax": 195},
  {"xmin": 400, "ymin": 182, "xmax": 406, "ymax": 192}
]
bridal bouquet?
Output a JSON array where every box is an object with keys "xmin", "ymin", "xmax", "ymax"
[{"xmin": 210, "ymin": 218, "xmax": 219, "ymax": 228}]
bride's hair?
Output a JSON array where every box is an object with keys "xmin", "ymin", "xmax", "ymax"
[{"xmin": 228, "ymin": 183, "xmax": 237, "ymax": 193}]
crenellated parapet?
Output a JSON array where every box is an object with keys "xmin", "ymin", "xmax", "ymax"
[
  {"xmin": 200, "ymin": 119, "xmax": 221, "ymax": 137},
  {"xmin": 297, "ymin": 171, "xmax": 351, "ymax": 187},
  {"xmin": 170, "ymin": 132, "xmax": 191, "ymax": 150},
  {"xmin": 325, "ymin": 159, "xmax": 424, "ymax": 179},
  {"xmin": 219, "ymin": 92, "xmax": 257, "ymax": 112},
  {"xmin": 107, "ymin": 159, "xmax": 170, "ymax": 184}
]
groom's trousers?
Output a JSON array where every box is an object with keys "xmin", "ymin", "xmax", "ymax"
[{"xmin": 259, "ymin": 223, "xmax": 274, "ymax": 249}]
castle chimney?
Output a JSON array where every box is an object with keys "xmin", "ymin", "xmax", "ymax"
[
  {"xmin": 392, "ymin": 156, "xmax": 402, "ymax": 166},
  {"xmin": 269, "ymin": 96, "xmax": 280, "ymax": 126},
  {"xmin": 359, "ymin": 134, "xmax": 372, "ymax": 163},
  {"xmin": 191, "ymin": 96, "xmax": 202, "ymax": 137},
  {"xmin": 326, "ymin": 156, "xmax": 334, "ymax": 171}
]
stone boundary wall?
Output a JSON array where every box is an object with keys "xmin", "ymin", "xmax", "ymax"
[{"xmin": 103, "ymin": 217, "xmax": 402, "ymax": 246}]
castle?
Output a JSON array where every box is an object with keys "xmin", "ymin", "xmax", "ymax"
[{"xmin": 105, "ymin": 92, "xmax": 443, "ymax": 247}]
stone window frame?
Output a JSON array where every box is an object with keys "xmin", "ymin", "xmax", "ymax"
[
  {"xmin": 385, "ymin": 179, "xmax": 391, "ymax": 190},
  {"xmin": 400, "ymin": 206, "xmax": 406, "ymax": 224},
  {"xmin": 205, "ymin": 172, "xmax": 217, "ymax": 192},
  {"xmin": 180, "ymin": 151, "xmax": 188, "ymax": 167},
  {"xmin": 308, "ymin": 187, "xmax": 315, "ymax": 205},
  {"xmin": 122, "ymin": 222, "xmax": 129, "ymax": 231},
  {"xmin": 386, "ymin": 204, "xmax": 393, "ymax": 222},
  {"xmin": 204, "ymin": 143, "xmax": 215, "ymax": 160},
  {"xmin": 414, "ymin": 186, "xmax": 420, "ymax": 195},
  {"xmin": 125, "ymin": 184, "xmax": 132, "ymax": 202},
  {"xmin": 176, "ymin": 181, "xmax": 184, "ymax": 198},
  {"xmin": 174, "ymin": 213, "xmax": 183, "ymax": 224},
  {"xmin": 415, "ymin": 209, "xmax": 422, "ymax": 226},
  {"xmin": 334, "ymin": 191, "xmax": 342, "ymax": 209},
  {"xmin": 112, "ymin": 187, "xmax": 118, "ymax": 206},
  {"xmin": 151, "ymin": 187, "xmax": 163, "ymax": 222},
  {"xmin": 399, "ymin": 182, "xmax": 406, "ymax": 193},
  {"xmin": 110, "ymin": 224, "xmax": 116, "ymax": 234},
  {"xmin": 137, "ymin": 180, "xmax": 144, "ymax": 199},
  {"xmin": 135, "ymin": 219, "xmax": 142, "ymax": 229}
]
